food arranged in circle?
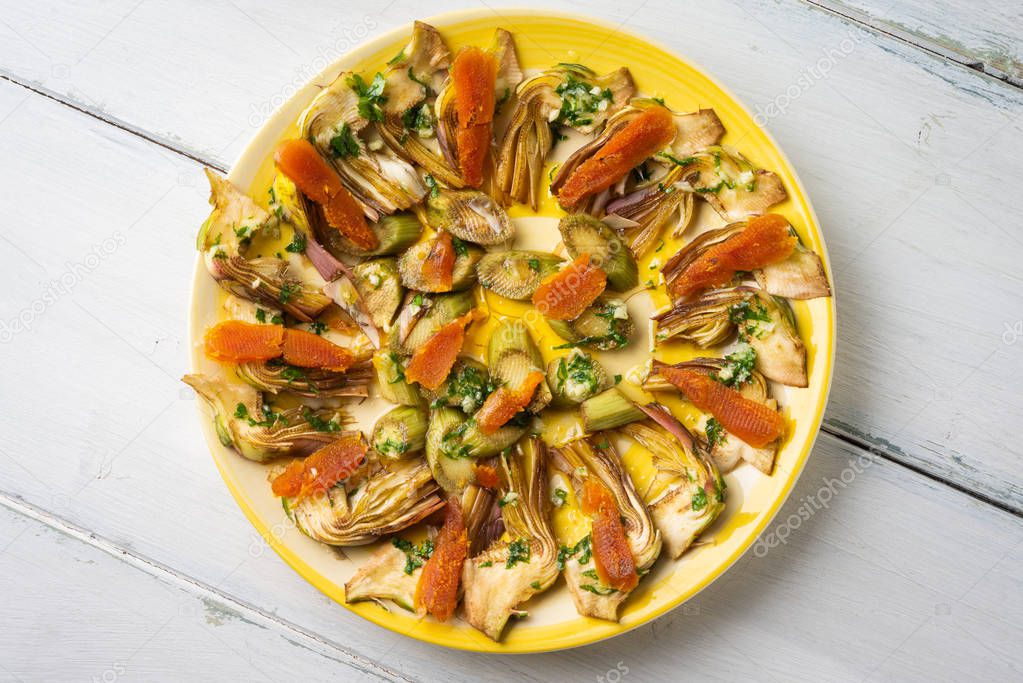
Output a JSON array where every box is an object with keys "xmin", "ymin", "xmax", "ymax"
[{"xmin": 185, "ymin": 19, "xmax": 832, "ymax": 642}]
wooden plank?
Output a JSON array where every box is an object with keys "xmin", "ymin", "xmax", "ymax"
[
  {"xmin": 2, "ymin": 430, "xmax": 1020, "ymax": 681},
  {"xmin": 1, "ymin": 0, "xmax": 1022, "ymax": 507},
  {"xmin": 805, "ymin": 0, "xmax": 1023, "ymax": 86},
  {"xmin": 0, "ymin": 502, "xmax": 393, "ymax": 682},
  {"xmin": 0, "ymin": 83, "xmax": 1018, "ymax": 678}
]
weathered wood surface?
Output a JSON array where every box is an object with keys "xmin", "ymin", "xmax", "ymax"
[
  {"xmin": 0, "ymin": 1, "xmax": 1021, "ymax": 680},
  {"xmin": 1, "ymin": 0, "xmax": 1021, "ymax": 510},
  {"xmin": 809, "ymin": 0, "xmax": 1023, "ymax": 85},
  {"xmin": 3, "ymin": 432, "xmax": 1020, "ymax": 682}
]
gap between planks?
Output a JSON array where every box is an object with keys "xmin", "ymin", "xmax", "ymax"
[
  {"xmin": 799, "ymin": 0, "xmax": 1023, "ymax": 89},
  {"xmin": 0, "ymin": 490, "xmax": 415, "ymax": 683},
  {"xmin": 1, "ymin": 65, "xmax": 1019, "ymax": 519}
]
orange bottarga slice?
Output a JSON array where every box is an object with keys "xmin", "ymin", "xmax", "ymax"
[
  {"xmin": 274, "ymin": 138, "xmax": 378, "ymax": 250},
  {"xmin": 404, "ymin": 312, "xmax": 475, "ymax": 390},
  {"xmin": 270, "ymin": 433, "xmax": 368, "ymax": 500},
  {"xmin": 580, "ymin": 478, "xmax": 638, "ymax": 592},
  {"xmin": 557, "ymin": 106, "xmax": 676, "ymax": 209},
  {"xmin": 204, "ymin": 320, "xmax": 284, "ymax": 362},
  {"xmin": 669, "ymin": 214, "xmax": 797, "ymax": 299},
  {"xmin": 474, "ymin": 464, "xmax": 499, "ymax": 489},
  {"xmin": 281, "ymin": 328, "xmax": 355, "ymax": 372},
  {"xmin": 416, "ymin": 496, "xmax": 468, "ymax": 621},
  {"xmin": 531, "ymin": 254, "xmax": 607, "ymax": 321},
  {"xmin": 451, "ymin": 46, "xmax": 497, "ymax": 126},
  {"xmin": 451, "ymin": 46, "xmax": 497, "ymax": 188},
  {"xmin": 658, "ymin": 366, "xmax": 785, "ymax": 447},
  {"xmin": 422, "ymin": 230, "xmax": 456, "ymax": 292},
  {"xmin": 455, "ymin": 124, "xmax": 491, "ymax": 188},
  {"xmin": 475, "ymin": 371, "xmax": 544, "ymax": 435}
]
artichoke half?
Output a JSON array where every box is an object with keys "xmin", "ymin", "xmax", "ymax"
[
  {"xmin": 198, "ymin": 170, "xmax": 329, "ymax": 322},
  {"xmin": 236, "ymin": 360, "xmax": 372, "ymax": 400},
  {"xmin": 664, "ymin": 145, "xmax": 787, "ymax": 222},
  {"xmin": 285, "ymin": 457, "xmax": 445, "ymax": 546},
  {"xmin": 299, "ymin": 71, "xmax": 425, "ymax": 222},
  {"xmin": 551, "ymin": 437, "xmax": 662, "ymax": 622},
  {"xmin": 618, "ymin": 410, "xmax": 725, "ymax": 558},
  {"xmin": 183, "ymin": 373, "xmax": 351, "ymax": 463},
  {"xmin": 377, "ymin": 21, "xmax": 465, "ymax": 189},
  {"xmin": 644, "ymin": 359, "xmax": 779, "ymax": 474},
  {"xmin": 653, "ymin": 286, "xmax": 809, "ymax": 387},
  {"xmin": 344, "ymin": 483, "xmax": 498, "ymax": 612},
  {"xmin": 434, "ymin": 29, "xmax": 523, "ymax": 188},
  {"xmin": 463, "ymin": 438, "xmax": 560, "ymax": 640},
  {"xmin": 495, "ymin": 64, "xmax": 634, "ymax": 209},
  {"xmin": 602, "ymin": 106, "xmax": 724, "ymax": 256},
  {"xmin": 660, "ymin": 218, "xmax": 831, "ymax": 303}
]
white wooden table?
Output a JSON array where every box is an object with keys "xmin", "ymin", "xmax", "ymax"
[{"xmin": 1, "ymin": 1, "xmax": 1021, "ymax": 680}]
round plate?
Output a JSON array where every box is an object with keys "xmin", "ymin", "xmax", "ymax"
[{"xmin": 188, "ymin": 8, "xmax": 835, "ymax": 653}]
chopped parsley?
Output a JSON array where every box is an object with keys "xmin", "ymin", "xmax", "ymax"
[
  {"xmin": 301, "ymin": 407, "xmax": 342, "ymax": 432},
  {"xmin": 309, "ymin": 321, "xmax": 327, "ymax": 335},
  {"xmin": 705, "ymin": 418, "xmax": 725, "ymax": 449},
  {"xmin": 556, "ymin": 535, "xmax": 592, "ymax": 570},
  {"xmin": 478, "ymin": 560, "xmax": 493, "ymax": 568},
  {"xmin": 452, "ymin": 237, "xmax": 469, "ymax": 257},
  {"xmin": 499, "ymin": 491, "xmax": 520, "ymax": 508},
  {"xmin": 270, "ymin": 313, "xmax": 284, "ymax": 325},
  {"xmin": 691, "ymin": 486, "xmax": 708, "ymax": 512},
  {"xmin": 280, "ymin": 365, "xmax": 306, "ymax": 383},
  {"xmin": 656, "ymin": 152, "xmax": 699, "ymax": 168},
  {"xmin": 437, "ymin": 364, "xmax": 493, "ymax": 413},
  {"xmin": 527, "ymin": 257, "xmax": 541, "ymax": 272},
  {"xmin": 530, "ymin": 580, "xmax": 542, "ymax": 590},
  {"xmin": 375, "ymin": 437, "xmax": 407, "ymax": 457},
  {"xmin": 346, "ymin": 72, "xmax": 387, "ymax": 122},
  {"xmin": 728, "ymin": 299, "xmax": 773, "ymax": 340},
  {"xmin": 554, "ymin": 351, "xmax": 601, "ymax": 398},
  {"xmin": 506, "ymin": 538, "xmax": 531, "ymax": 568},
  {"xmin": 278, "ymin": 282, "xmax": 299, "ymax": 305},
  {"xmin": 233, "ymin": 403, "xmax": 286, "ymax": 428},
  {"xmin": 284, "ymin": 230, "xmax": 306, "ymax": 254},
  {"xmin": 580, "ymin": 583, "xmax": 618, "ymax": 596},
  {"xmin": 714, "ymin": 343, "xmax": 757, "ymax": 387},
  {"xmin": 555, "ymin": 73, "xmax": 613, "ymax": 127},
  {"xmin": 423, "ymin": 174, "xmax": 440, "ymax": 198},
  {"xmin": 551, "ymin": 487, "xmax": 568, "ymax": 507},
  {"xmin": 329, "ymin": 123, "xmax": 360, "ymax": 158},
  {"xmin": 392, "ymin": 537, "xmax": 434, "ymax": 574},
  {"xmin": 386, "ymin": 352, "xmax": 407, "ymax": 384},
  {"xmin": 401, "ymin": 102, "xmax": 434, "ymax": 136},
  {"xmin": 254, "ymin": 308, "xmax": 267, "ymax": 323}
]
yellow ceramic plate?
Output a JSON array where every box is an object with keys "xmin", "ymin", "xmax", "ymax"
[{"xmin": 188, "ymin": 8, "xmax": 835, "ymax": 652}]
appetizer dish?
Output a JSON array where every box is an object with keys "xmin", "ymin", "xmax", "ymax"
[{"xmin": 186, "ymin": 11, "xmax": 834, "ymax": 651}]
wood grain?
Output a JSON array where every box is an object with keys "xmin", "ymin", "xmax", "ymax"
[
  {"xmin": 806, "ymin": 0, "xmax": 1023, "ymax": 85},
  {"xmin": 2, "ymin": 432, "xmax": 1020, "ymax": 681},
  {"xmin": 0, "ymin": 1, "xmax": 1020, "ymax": 679},
  {"xmin": 1, "ymin": 0, "xmax": 1021, "ymax": 508}
]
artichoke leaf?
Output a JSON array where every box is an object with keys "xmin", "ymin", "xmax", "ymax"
[
  {"xmin": 754, "ymin": 243, "xmax": 832, "ymax": 300},
  {"xmin": 463, "ymin": 438, "xmax": 559, "ymax": 640},
  {"xmin": 552, "ymin": 437, "xmax": 661, "ymax": 622},
  {"xmin": 618, "ymin": 416, "xmax": 725, "ymax": 558},
  {"xmin": 287, "ymin": 458, "xmax": 444, "ymax": 546},
  {"xmin": 299, "ymin": 72, "xmax": 425, "ymax": 220},
  {"xmin": 382, "ymin": 21, "xmax": 451, "ymax": 116},
  {"xmin": 183, "ymin": 373, "xmax": 351, "ymax": 463},
  {"xmin": 644, "ymin": 359, "xmax": 779, "ymax": 474}
]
